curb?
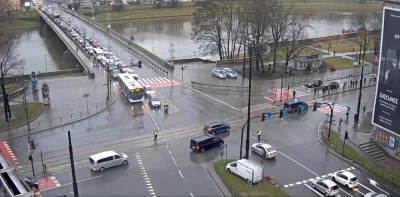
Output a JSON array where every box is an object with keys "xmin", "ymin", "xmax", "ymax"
[
  {"xmin": 207, "ymin": 159, "xmax": 233, "ymax": 197},
  {"xmin": 316, "ymin": 119, "xmax": 400, "ymax": 194},
  {"xmin": 4, "ymin": 93, "xmax": 118, "ymax": 141}
]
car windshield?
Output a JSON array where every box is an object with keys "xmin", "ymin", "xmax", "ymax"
[
  {"xmin": 266, "ymin": 147, "xmax": 275, "ymax": 152},
  {"xmin": 146, "ymin": 87, "xmax": 154, "ymax": 91},
  {"xmin": 151, "ymin": 97, "xmax": 160, "ymax": 102},
  {"xmin": 119, "ymin": 153, "xmax": 123, "ymax": 157},
  {"xmin": 349, "ymin": 177, "xmax": 357, "ymax": 181},
  {"xmin": 331, "ymin": 185, "xmax": 339, "ymax": 190},
  {"xmin": 217, "ymin": 70, "xmax": 224, "ymax": 74}
]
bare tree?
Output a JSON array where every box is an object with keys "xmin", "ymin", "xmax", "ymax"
[
  {"xmin": 171, "ymin": 0, "xmax": 179, "ymax": 8},
  {"xmin": 266, "ymin": 0, "xmax": 295, "ymax": 73},
  {"xmin": 280, "ymin": 13, "xmax": 312, "ymax": 72},
  {"xmin": 350, "ymin": 12, "xmax": 370, "ymax": 62},
  {"xmin": 369, "ymin": 12, "xmax": 382, "ymax": 56},
  {"xmin": 0, "ymin": 0, "xmax": 26, "ymax": 121}
]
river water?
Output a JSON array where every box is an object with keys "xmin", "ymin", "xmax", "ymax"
[
  {"xmin": 16, "ymin": 11, "xmax": 367, "ymax": 72},
  {"xmin": 111, "ymin": 11, "xmax": 363, "ymax": 60}
]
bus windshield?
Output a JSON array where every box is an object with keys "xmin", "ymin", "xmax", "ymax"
[{"xmin": 130, "ymin": 90, "xmax": 144, "ymax": 101}]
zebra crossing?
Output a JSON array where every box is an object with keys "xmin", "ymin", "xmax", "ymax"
[
  {"xmin": 137, "ymin": 77, "xmax": 180, "ymax": 88},
  {"xmin": 318, "ymin": 104, "xmax": 348, "ymax": 114}
]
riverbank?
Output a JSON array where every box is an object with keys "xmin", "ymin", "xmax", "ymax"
[
  {"xmin": 4, "ymin": 12, "xmax": 40, "ymax": 29},
  {"xmin": 96, "ymin": 2, "xmax": 382, "ymax": 22}
]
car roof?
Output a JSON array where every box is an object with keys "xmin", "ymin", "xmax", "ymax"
[
  {"xmin": 338, "ymin": 171, "xmax": 356, "ymax": 178},
  {"xmin": 191, "ymin": 134, "xmax": 214, "ymax": 142},
  {"xmin": 320, "ymin": 179, "xmax": 337, "ymax": 187},
  {"xmin": 284, "ymin": 99, "xmax": 303, "ymax": 105},
  {"xmin": 145, "ymin": 85, "xmax": 152, "ymax": 88},
  {"xmin": 260, "ymin": 143, "xmax": 273, "ymax": 149},
  {"xmin": 206, "ymin": 122, "xmax": 223, "ymax": 126},
  {"xmin": 89, "ymin": 151, "xmax": 118, "ymax": 161}
]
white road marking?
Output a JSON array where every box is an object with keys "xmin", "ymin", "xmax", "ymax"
[
  {"xmin": 302, "ymin": 180, "xmax": 308, "ymax": 183},
  {"xmin": 284, "ymin": 185, "xmax": 289, "ymax": 188},
  {"xmin": 359, "ymin": 183, "xmax": 374, "ymax": 192},
  {"xmin": 178, "ymin": 170, "xmax": 184, "ymax": 179},
  {"xmin": 189, "ymin": 87, "xmax": 240, "ymax": 110},
  {"xmin": 356, "ymin": 190, "xmax": 365, "ymax": 196},
  {"xmin": 339, "ymin": 188, "xmax": 354, "ymax": 197},
  {"xmin": 308, "ymin": 178, "xmax": 314, "ymax": 181},
  {"xmin": 304, "ymin": 184, "xmax": 324, "ymax": 197},
  {"xmin": 190, "ymin": 193, "xmax": 194, "ymax": 197},
  {"xmin": 163, "ymin": 77, "xmax": 171, "ymax": 82},
  {"xmin": 296, "ymin": 182, "xmax": 302, "ymax": 185},
  {"xmin": 321, "ymin": 175, "xmax": 327, "ymax": 178},
  {"xmin": 289, "ymin": 183, "xmax": 295, "ymax": 187},
  {"xmin": 171, "ymin": 157, "xmax": 177, "ymax": 167},
  {"xmin": 43, "ymin": 175, "xmax": 102, "ymax": 191},
  {"xmin": 279, "ymin": 151, "xmax": 319, "ymax": 176},
  {"xmin": 169, "ymin": 151, "xmax": 171, "ymax": 154}
]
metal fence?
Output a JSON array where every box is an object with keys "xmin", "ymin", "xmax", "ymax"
[{"xmin": 3, "ymin": 92, "xmax": 116, "ymax": 138}]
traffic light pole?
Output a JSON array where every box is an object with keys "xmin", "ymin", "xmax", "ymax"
[
  {"xmin": 245, "ymin": 42, "xmax": 254, "ymax": 160},
  {"xmin": 68, "ymin": 131, "xmax": 80, "ymax": 197},
  {"xmin": 324, "ymin": 103, "xmax": 334, "ymax": 141},
  {"xmin": 355, "ymin": 66, "xmax": 364, "ymax": 122},
  {"xmin": 240, "ymin": 115, "xmax": 261, "ymax": 159}
]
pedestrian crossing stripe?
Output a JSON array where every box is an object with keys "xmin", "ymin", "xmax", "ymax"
[
  {"xmin": 283, "ymin": 167, "xmax": 356, "ymax": 188},
  {"xmin": 318, "ymin": 105, "xmax": 348, "ymax": 114},
  {"xmin": 138, "ymin": 77, "xmax": 180, "ymax": 88}
]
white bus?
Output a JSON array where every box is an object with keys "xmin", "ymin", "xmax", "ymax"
[{"xmin": 117, "ymin": 73, "xmax": 144, "ymax": 103}]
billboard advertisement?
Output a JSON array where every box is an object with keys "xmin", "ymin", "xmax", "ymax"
[{"xmin": 372, "ymin": 7, "xmax": 400, "ymax": 136}]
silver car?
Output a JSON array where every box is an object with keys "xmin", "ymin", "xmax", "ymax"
[
  {"xmin": 364, "ymin": 192, "xmax": 388, "ymax": 197},
  {"xmin": 223, "ymin": 68, "xmax": 238, "ymax": 78},
  {"xmin": 212, "ymin": 68, "xmax": 226, "ymax": 79},
  {"xmin": 149, "ymin": 95, "xmax": 161, "ymax": 108},
  {"xmin": 311, "ymin": 179, "xmax": 339, "ymax": 197}
]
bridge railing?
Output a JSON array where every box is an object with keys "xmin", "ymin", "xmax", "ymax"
[
  {"xmin": 37, "ymin": 10, "xmax": 94, "ymax": 76},
  {"xmin": 62, "ymin": 8, "xmax": 170, "ymax": 76}
]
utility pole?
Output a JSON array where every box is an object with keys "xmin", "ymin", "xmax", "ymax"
[
  {"xmin": 106, "ymin": 13, "xmax": 111, "ymax": 35},
  {"xmin": 245, "ymin": 40, "xmax": 255, "ymax": 159},
  {"xmin": 242, "ymin": 24, "xmax": 248, "ymax": 79},
  {"xmin": 22, "ymin": 67, "xmax": 30, "ymax": 132},
  {"xmin": 44, "ymin": 55, "xmax": 48, "ymax": 73},
  {"xmin": 355, "ymin": 65, "xmax": 364, "ymax": 122},
  {"xmin": 68, "ymin": 131, "xmax": 79, "ymax": 197}
]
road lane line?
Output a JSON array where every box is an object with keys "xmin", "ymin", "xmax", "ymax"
[
  {"xmin": 43, "ymin": 175, "xmax": 102, "ymax": 191},
  {"xmin": 279, "ymin": 151, "xmax": 319, "ymax": 176},
  {"xmin": 166, "ymin": 146, "xmax": 169, "ymax": 149},
  {"xmin": 304, "ymin": 184, "xmax": 324, "ymax": 197},
  {"xmin": 190, "ymin": 193, "xmax": 193, "ymax": 197},
  {"xmin": 169, "ymin": 150, "xmax": 171, "ymax": 154},
  {"xmin": 171, "ymin": 157, "xmax": 178, "ymax": 166},
  {"xmin": 189, "ymin": 87, "xmax": 240, "ymax": 110},
  {"xmin": 339, "ymin": 188, "xmax": 353, "ymax": 197},
  {"xmin": 356, "ymin": 190, "xmax": 365, "ymax": 196},
  {"xmin": 178, "ymin": 170, "xmax": 184, "ymax": 179},
  {"xmin": 359, "ymin": 183, "xmax": 373, "ymax": 192}
]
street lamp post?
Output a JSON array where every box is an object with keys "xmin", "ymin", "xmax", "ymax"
[
  {"xmin": 129, "ymin": 23, "xmax": 133, "ymax": 51},
  {"xmin": 22, "ymin": 67, "xmax": 30, "ymax": 132},
  {"xmin": 240, "ymin": 115, "xmax": 261, "ymax": 159},
  {"xmin": 44, "ymin": 55, "xmax": 48, "ymax": 73},
  {"xmin": 245, "ymin": 40, "xmax": 255, "ymax": 159},
  {"xmin": 355, "ymin": 65, "xmax": 364, "ymax": 122}
]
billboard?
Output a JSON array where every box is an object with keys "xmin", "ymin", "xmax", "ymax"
[{"xmin": 372, "ymin": 7, "xmax": 400, "ymax": 136}]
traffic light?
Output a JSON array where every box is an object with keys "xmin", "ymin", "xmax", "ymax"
[
  {"xmin": 279, "ymin": 110, "xmax": 283, "ymax": 118},
  {"xmin": 138, "ymin": 60, "xmax": 142, "ymax": 68},
  {"xmin": 261, "ymin": 113, "xmax": 265, "ymax": 122},
  {"xmin": 28, "ymin": 155, "xmax": 32, "ymax": 161},
  {"xmin": 345, "ymin": 131, "xmax": 349, "ymax": 140},
  {"xmin": 313, "ymin": 102, "xmax": 317, "ymax": 111},
  {"xmin": 297, "ymin": 105, "xmax": 302, "ymax": 114}
]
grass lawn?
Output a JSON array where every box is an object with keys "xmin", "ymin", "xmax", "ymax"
[
  {"xmin": 322, "ymin": 128, "xmax": 400, "ymax": 188},
  {"xmin": 262, "ymin": 47, "xmax": 328, "ymax": 62},
  {"xmin": 324, "ymin": 57, "xmax": 356, "ymax": 70},
  {"xmin": 0, "ymin": 102, "xmax": 44, "ymax": 131},
  {"xmin": 214, "ymin": 159, "xmax": 290, "ymax": 197},
  {"xmin": 345, "ymin": 53, "xmax": 377, "ymax": 64},
  {"xmin": 0, "ymin": 83, "xmax": 23, "ymax": 95}
]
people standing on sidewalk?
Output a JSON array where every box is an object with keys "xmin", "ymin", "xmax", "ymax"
[
  {"xmin": 363, "ymin": 78, "xmax": 366, "ymax": 86},
  {"xmin": 355, "ymin": 80, "xmax": 358, "ymax": 87},
  {"xmin": 374, "ymin": 76, "xmax": 377, "ymax": 84},
  {"xmin": 363, "ymin": 105, "xmax": 366, "ymax": 116}
]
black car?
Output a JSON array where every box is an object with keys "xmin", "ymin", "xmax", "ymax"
[
  {"xmin": 203, "ymin": 122, "xmax": 230, "ymax": 134},
  {"xmin": 283, "ymin": 100, "xmax": 308, "ymax": 113},
  {"xmin": 305, "ymin": 79, "xmax": 322, "ymax": 88},
  {"xmin": 190, "ymin": 134, "xmax": 224, "ymax": 153}
]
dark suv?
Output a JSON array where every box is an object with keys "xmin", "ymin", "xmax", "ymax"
[
  {"xmin": 203, "ymin": 122, "xmax": 230, "ymax": 134},
  {"xmin": 283, "ymin": 100, "xmax": 307, "ymax": 113},
  {"xmin": 190, "ymin": 134, "xmax": 224, "ymax": 153}
]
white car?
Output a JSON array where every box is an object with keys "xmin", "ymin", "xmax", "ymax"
[
  {"xmin": 251, "ymin": 143, "xmax": 278, "ymax": 159},
  {"xmin": 144, "ymin": 85, "xmax": 155, "ymax": 95},
  {"xmin": 331, "ymin": 170, "xmax": 358, "ymax": 188}
]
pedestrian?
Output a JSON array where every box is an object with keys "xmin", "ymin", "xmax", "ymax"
[
  {"xmin": 339, "ymin": 118, "xmax": 343, "ymax": 127},
  {"xmin": 333, "ymin": 50, "xmax": 336, "ymax": 56},
  {"xmin": 257, "ymin": 130, "xmax": 262, "ymax": 142},
  {"xmin": 374, "ymin": 76, "xmax": 377, "ymax": 84},
  {"xmin": 314, "ymin": 87, "xmax": 317, "ymax": 95},
  {"xmin": 322, "ymin": 88, "xmax": 326, "ymax": 95},
  {"xmin": 350, "ymin": 81, "xmax": 353, "ymax": 88},
  {"xmin": 363, "ymin": 105, "xmax": 366, "ymax": 116},
  {"xmin": 153, "ymin": 129, "xmax": 158, "ymax": 142},
  {"xmin": 355, "ymin": 80, "xmax": 358, "ymax": 87},
  {"xmin": 352, "ymin": 47, "xmax": 354, "ymax": 53},
  {"xmin": 76, "ymin": 46, "xmax": 78, "ymax": 52},
  {"xmin": 293, "ymin": 90, "xmax": 296, "ymax": 99},
  {"xmin": 364, "ymin": 78, "xmax": 366, "ymax": 85}
]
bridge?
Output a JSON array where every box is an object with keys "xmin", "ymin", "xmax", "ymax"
[
  {"xmin": 37, "ymin": 9, "xmax": 95, "ymax": 78},
  {"xmin": 37, "ymin": 4, "xmax": 171, "ymax": 77}
]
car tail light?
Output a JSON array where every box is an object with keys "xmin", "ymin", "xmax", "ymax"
[
  {"xmin": 288, "ymin": 107, "xmax": 291, "ymax": 110},
  {"xmin": 196, "ymin": 145, "xmax": 199, "ymax": 150},
  {"xmin": 207, "ymin": 128, "xmax": 211, "ymax": 132},
  {"xmin": 329, "ymin": 187, "xmax": 332, "ymax": 192},
  {"xmin": 93, "ymin": 164, "xmax": 96, "ymax": 168}
]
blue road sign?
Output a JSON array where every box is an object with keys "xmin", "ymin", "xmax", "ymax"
[
  {"xmin": 316, "ymin": 102, "xmax": 321, "ymax": 108},
  {"xmin": 283, "ymin": 108, "xmax": 289, "ymax": 115},
  {"xmin": 130, "ymin": 35, "xmax": 134, "ymax": 41},
  {"xmin": 265, "ymin": 112, "xmax": 272, "ymax": 118},
  {"xmin": 302, "ymin": 105, "xmax": 308, "ymax": 111},
  {"xmin": 273, "ymin": 95, "xmax": 276, "ymax": 100}
]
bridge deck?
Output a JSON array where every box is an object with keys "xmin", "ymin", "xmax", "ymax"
[{"xmin": 37, "ymin": 10, "xmax": 95, "ymax": 76}]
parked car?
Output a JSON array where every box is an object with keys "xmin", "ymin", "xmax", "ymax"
[
  {"xmin": 305, "ymin": 79, "xmax": 322, "ymax": 88},
  {"xmin": 364, "ymin": 192, "xmax": 388, "ymax": 197},
  {"xmin": 223, "ymin": 68, "xmax": 238, "ymax": 78},
  {"xmin": 212, "ymin": 68, "xmax": 227, "ymax": 79},
  {"xmin": 331, "ymin": 170, "xmax": 358, "ymax": 188},
  {"xmin": 144, "ymin": 85, "xmax": 155, "ymax": 95},
  {"xmin": 190, "ymin": 134, "xmax": 224, "ymax": 153},
  {"xmin": 148, "ymin": 95, "xmax": 161, "ymax": 108},
  {"xmin": 251, "ymin": 143, "xmax": 278, "ymax": 159},
  {"xmin": 226, "ymin": 159, "xmax": 263, "ymax": 184},
  {"xmin": 311, "ymin": 179, "xmax": 340, "ymax": 197},
  {"xmin": 203, "ymin": 122, "xmax": 230, "ymax": 134},
  {"xmin": 89, "ymin": 151, "xmax": 129, "ymax": 172}
]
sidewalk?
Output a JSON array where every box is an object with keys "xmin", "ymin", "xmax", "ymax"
[
  {"xmin": 0, "ymin": 66, "xmax": 117, "ymax": 140},
  {"xmin": 332, "ymin": 109, "xmax": 400, "ymax": 177}
]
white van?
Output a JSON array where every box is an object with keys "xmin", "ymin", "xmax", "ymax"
[
  {"xmin": 226, "ymin": 159, "xmax": 263, "ymax": 184},
  {"xmin": 89, "ymin": 151, "xmax": 129, "ymax": 172},
  {"xmin": 93, "ymin": 48, "xmax": 104, "ymax": 60}
]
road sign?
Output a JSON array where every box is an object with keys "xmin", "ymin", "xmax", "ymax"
[
  {"xmin": 302, "ymin": 105, "xmax": 308, "ymax": 111},
  {"xmin": 265, "ymin": 112, "xmax": 272, "ymax": 118},
  {"xmin": 316, "ymin": 102, "xmax": 321, "ymax": 108},
  {"xmin": 82, "ymin": 93, "xmax": 90, "ymax": 98},
  {"xmin": 130, "ymin": 35, "xmax": 134, "ymax": 41},
  {"xmin": 283, "ymin": 108, "xmax": 289, "ymax": 115}
]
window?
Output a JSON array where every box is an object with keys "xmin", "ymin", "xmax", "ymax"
[
  {"xmin": 115, "ymin": 155, "xmax": 121, "ymax": 159},
  {"xmin": 98, "ymin": 156, "xmax": 113, "ymax": 163},
  {"xmin": 230, "ymin": 163, "xmax": 237, "ymax": 167}
]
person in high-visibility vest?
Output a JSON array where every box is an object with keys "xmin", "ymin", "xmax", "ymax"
[
  {"xmin": 154, "ymin": 130, "xmax": 158, "ymax": 141},
  {"xmin": 257, "ymin": 130, "xmax": 262, "ymax": 142}
]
